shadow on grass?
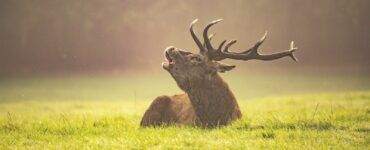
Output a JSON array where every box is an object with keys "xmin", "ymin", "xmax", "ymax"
[{"xmin": 236, "ymin": 120, "xmax": 336, "ymax": 131}]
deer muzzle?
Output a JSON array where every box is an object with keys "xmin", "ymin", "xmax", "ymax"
[{"xmin": 162, "ymin": 46, "xmax": 176, "ymax": 70}]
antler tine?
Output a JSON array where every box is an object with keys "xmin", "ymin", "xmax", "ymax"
[
  {"xmin": 203, "ymin": 19, "xmax": 223, "ymax": 51},
  {"xmin": 209, "ymin": 33, "xmax": 215, "ymax": 41},
  {"xmin": 217, "ymin": 40, "xmax": 227, "ymax": 52},
  {"xmin": 242, "ymin": 31, "xmax": 268, "ymax": 55},
  {"xmin": 203, "ymin": 33, "xmax": 215, "ymax": 48},
  {"xmin": 190, "ymin": 19, "xmax": 206, "ymax": 54},
  {"xmin": 254, "ymin": 31, "xmax": 268, "ymax": 50},
  {"xmin": 223, "ymin": 40, "xmax": 237, "ymax": 53},
  {"xmin": 288, "ymin": 41, "xmax": 298, "ymax": 61}
]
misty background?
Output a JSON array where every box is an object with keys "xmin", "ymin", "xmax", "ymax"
[{"xmin": 0, "ymin": 0, "xmax": 369, "ymax": 76}]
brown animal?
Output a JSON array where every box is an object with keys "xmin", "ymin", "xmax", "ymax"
[{"xmin": 140, "ymin": 19, "xmax": 298, "ymax": 128}]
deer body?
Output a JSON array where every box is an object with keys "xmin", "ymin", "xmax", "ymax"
[
  {"xmin": 140, "ymin": 94, "xmax": 198, "ymax": 126},
  {"xmin": 140, "ymin": 73, "xmax": 242, "ymax": 127},
  {"xmin": 140, "ymin": 19, "xmax": 298, "ymax": 128},
  {"xmin": 186, "ymin": 73, "xmax": 242, "ymax": 127}
]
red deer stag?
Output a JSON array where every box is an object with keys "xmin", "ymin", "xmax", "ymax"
[{"xmin": 140, "ymin": 19, "xmax": 298, "ymax": 128}]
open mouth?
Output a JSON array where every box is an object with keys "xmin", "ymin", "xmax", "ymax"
[
  {"xmin": 162, "ymin": 47, "xmax": 175, "ymax": 70},
  {"xmin": 165, "ymin": 50, "xmax": 174, "ymax": 64},
  {"xmin": 164, "ymin": 46, "xmax": 177, "ymax": 65}
]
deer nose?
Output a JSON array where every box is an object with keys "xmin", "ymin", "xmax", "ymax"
[{"xmin": 165, "ymin": 46, "xmax": 175, "ymax": 53}]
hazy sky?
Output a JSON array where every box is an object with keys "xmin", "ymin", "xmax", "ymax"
[{"xmin": 0, "ymin": 0, "xmax": 369, "ymax": 75}]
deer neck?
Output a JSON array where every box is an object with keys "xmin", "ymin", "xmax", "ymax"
[{"xmin": 185, "ymin": 74, "xmax": 241, "ymax": 126}]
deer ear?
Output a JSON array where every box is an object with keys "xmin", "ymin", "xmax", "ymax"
[{"xmin": 214, "ymin": 62, "xmax": 235, "ymax": 73}]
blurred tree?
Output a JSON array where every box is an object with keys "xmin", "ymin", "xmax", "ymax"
[{"xmin": 0, "ymin": 0, "xmax": 369, "ymax": 75}]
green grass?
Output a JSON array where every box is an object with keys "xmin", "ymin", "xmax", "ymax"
[{"xmin": 0, "ymin": 74, "xmax": 369, "ymax": 149}]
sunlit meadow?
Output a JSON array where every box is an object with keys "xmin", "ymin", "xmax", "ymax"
[{"xmin": 0, "ymin": 74, "xmax": 369, "ymax": 149}]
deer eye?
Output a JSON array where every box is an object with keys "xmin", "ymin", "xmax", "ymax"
[
  {"xmin": 179, "ymin": 51, "xmax": 192, "ymax": 55},
  {"xmin": 190, "ymin": 56, "xmax": 202, "ymax": 62}
]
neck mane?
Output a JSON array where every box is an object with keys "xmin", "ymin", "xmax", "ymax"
[{"xmin": 185, "ymin": 74, "xmax": 242, "ymax": 127}]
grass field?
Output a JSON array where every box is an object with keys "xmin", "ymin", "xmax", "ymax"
[{"xmin": 0, "ymin": 73, "xmax": 369, "ymax": 149}]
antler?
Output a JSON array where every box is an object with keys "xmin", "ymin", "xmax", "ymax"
[
  {"xmin": 189, "ymin": 19, "xmax": 298, "ymax": 62},
  {"xmin": 190, "ymin": 19, "xmax": 206, "ymax": 54}
]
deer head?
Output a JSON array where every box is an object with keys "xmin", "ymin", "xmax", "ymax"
[{"xmin": 162, "ymin": 19, "xmax": 298, "ymax": 91}]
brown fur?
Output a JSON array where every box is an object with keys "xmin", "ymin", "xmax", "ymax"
[
  {"xmin": 140, "ymin": 94, "xmax": 198, "ymax": 126},
  {"xmin": 186, "ymin": 74, "xmax": 242, "ymax": 127}
]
